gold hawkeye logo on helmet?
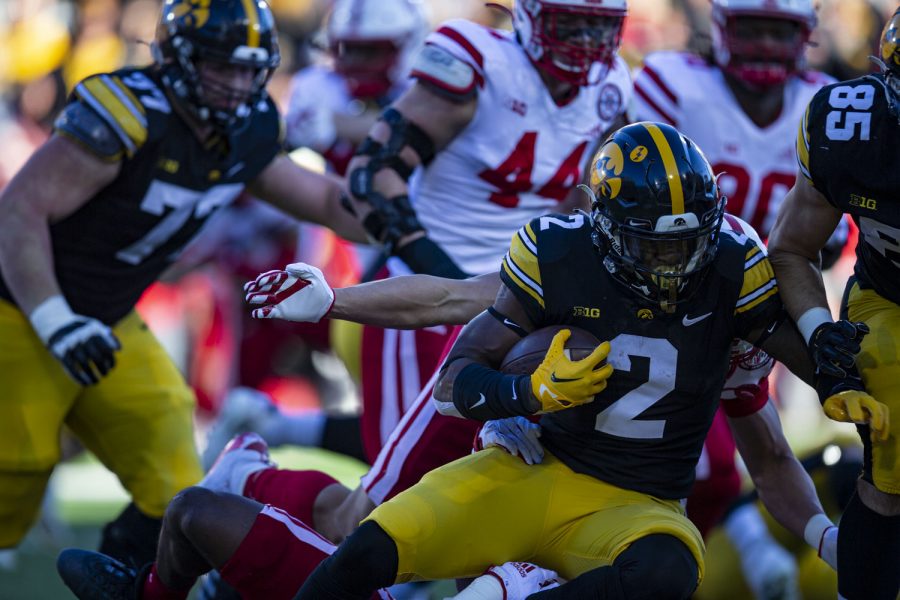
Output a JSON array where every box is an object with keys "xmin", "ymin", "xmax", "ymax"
[
  {"xmin": 172, "ymin": 0, "xmax": 211, "ymax": 28},
  {"xmin": 591, "ymin": 142, "xmax": 624, "ymax": 200}
]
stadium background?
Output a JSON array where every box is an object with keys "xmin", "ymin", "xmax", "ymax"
[{"xmin": 0, "ymin": 0, "xmax": 896, "ymax": 598}]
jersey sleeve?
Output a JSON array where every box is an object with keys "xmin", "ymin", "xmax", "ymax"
[
  {"xmin": 422, "ymin": 19, "xmax": 487, "ymax": 85},
  {"xmin": 732, "ymin": 237, "xmax": 783, "ymax": 339},
  {"xmin": 57, "ymin": 73, "xmax": 150, "ymax": 159},
  {"xmin": 795, "ymin": 86, "xmax": 839, "ymax": 205},
  {"xmin": 629, "ymin": 53, "xmax": 684, "ymax": 127},
  {"xmin": 499, "ymin": 218, "xmax": 546, "ymax": 326}
]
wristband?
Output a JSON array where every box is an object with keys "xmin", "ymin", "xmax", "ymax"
[
  {"xmin": 803, "ymin": 513, "xmax": 835, "ymax": 551},
  {"xmin": 452, "ymin": 363, "xmax": 534, "ymax": 420},
  {"xmin": 797, "ymin": 307, "xmax": 832, "ymax": 344},
  {"xmin": 29, "ymin": 295, "xmax": 77, "ymax": 344}
]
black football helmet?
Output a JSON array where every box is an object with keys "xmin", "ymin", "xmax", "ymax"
[
  {"xmin": 153, "ymin": 0, "xmax": 280, "ymax": 133},
  {"xmin": 584, "ymin": 122, "xmax": 725, "ymax": 313},
  {"xmin": 880, "ymin": 7, "xmax": 900, "ymax": 121}
]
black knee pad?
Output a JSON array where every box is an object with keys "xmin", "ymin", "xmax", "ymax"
[
  {"xmin": 837, "ymin": 492, "xmax": 900, "ymax": 600},
  {"xmin": 98, "ymin": 502, "xmax": 162, "ymax": 569},
  {"xmin": 616, "ymin": 535, "xmax": 698, "ymax": 600},
  {"xmin": 295, "ymin": 521, "xmax": 399, "ymax": 600}
]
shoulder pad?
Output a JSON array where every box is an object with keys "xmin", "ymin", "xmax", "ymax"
[
  {"xmin": 411, "ymin": 44, "xmax": 480, "ymax": 99},
  {"xmin": 721, "ymin": 214, "xmax": 766, "ymax": 252},
  {"xmin": 71, "ymin": 73, "xmax": 150, "ymax": 158},
  {"xmin": 502, "ymin": 218, "xmax": 544, "ymax": 310},
  {"xmin": 54, "ymin": 100, "xmax": 126, "ymax": 161},
  {"xmin": 427, "ymin": 20, "xmax": 491, "ymax": 74}
]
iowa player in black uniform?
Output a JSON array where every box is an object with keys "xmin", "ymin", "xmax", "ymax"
[
  {"xmin": 768, "ymin": 10, "xmax": 900, "ymax": 600},
  {"xmin": 291, "ymin": 123, "xmax": 833, "ymax": 599},
  {"xmin": 0, "ymin": 0, "xmax": 365, "ymax": 567}
]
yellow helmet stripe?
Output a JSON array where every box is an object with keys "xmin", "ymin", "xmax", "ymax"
[
  {"xmin": 241, "ymin": 0, "xmax": 260, "ymax": 48},
  {"xmin": 642, "ymin": 122, "xmax": 684, "ymax": 215}
]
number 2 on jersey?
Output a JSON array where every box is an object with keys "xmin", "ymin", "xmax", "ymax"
[
  {"xmin": 594, "ymin": 334, "xmax": 676, "ymax": 440},
  {"xmin": 478, "ymin": 132, "xmax": 587, "ymax": 207}
]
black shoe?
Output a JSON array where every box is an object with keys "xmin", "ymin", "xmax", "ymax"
[{"xmin": 57, "ymin": 548, "xmax": 139, "ymax": 600}]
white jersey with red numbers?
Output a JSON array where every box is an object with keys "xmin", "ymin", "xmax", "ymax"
[
  {"xmin": 411, "ymin": 19, "xmax": 632, "ymax": 275},
  {"xmin": 630, "ymin": 52, "xmax": 833, "ymax": 238}
]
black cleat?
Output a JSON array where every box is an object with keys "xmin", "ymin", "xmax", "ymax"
[{"xmin": 57, "ymin": 548, "xmax": 139, "ymax": 600}]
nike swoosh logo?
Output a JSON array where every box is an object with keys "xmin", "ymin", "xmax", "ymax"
[
  {"xmin": 503, "ymin": 318, "xmax": 517, "ymax": 327},
  {"xmin": 766, "ymin": 320, "xmax": 779, "ymax": 334},
  {"xmin": 550, "ymin": 372, "xmax": 578, "ymax": 383},
  {"xmin": 682, "ymin": 312, "xmax": 713, "ymax": 327},
  {"xmin": 511, "ymin": 382, "xmax": 517, "ymax": 401},
  {"xmin": 470, "ymin": 393, "xmax": 487, "ymax": 409}
]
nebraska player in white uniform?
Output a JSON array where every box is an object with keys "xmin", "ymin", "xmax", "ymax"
[
  {"xmin": 350, "ymin": 0, "xmax": 631, "ymax": 461},
  {"xmin": 285, "ymin": 0, "xmax": 426, "ymax": 175},
  {"xmin": 631, "ymin": 3, "xmax": 840, "ymax": 597}
]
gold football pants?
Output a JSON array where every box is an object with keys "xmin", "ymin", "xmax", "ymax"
[
  {"xmin": 0, "ymin": 300, "xmax": 201, "ymax": 547},
  {"xmin": 366, "ymin": 447, "xmax": 705, "ymax": 583}
]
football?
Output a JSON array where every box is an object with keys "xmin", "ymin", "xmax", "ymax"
[{"xmin": 500, "ymin": 325, "xmax": 602, "ymax": 375}]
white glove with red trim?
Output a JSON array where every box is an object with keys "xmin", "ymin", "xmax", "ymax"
[{"xmin": 244, "ymin": 263, "xmax": 334, "ymax": 323}]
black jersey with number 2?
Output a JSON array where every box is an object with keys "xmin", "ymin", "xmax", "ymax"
[{"xmin": 499, "ymin": 213, "xmax": 782, "ymax": 499}]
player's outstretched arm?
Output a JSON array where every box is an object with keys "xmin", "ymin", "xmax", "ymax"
[
  {"xmin": 248, "ymin": 155, "xmax": 369, "ymax": 243},
  {"xmin": 729, "ymin": 401, "xmax": 837, "ymax": 570},
  {"xmin": 245, "ymin": 264, "xmax": 499, "ymax": 328}
]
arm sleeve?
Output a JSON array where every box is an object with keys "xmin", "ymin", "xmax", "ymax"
[
  {"xmin": 732, "ymin": 239, "xmax": 784, "ymax": 340},
  {"xmin": 498, "ymin": 218, "xmax": 546, "ymax": 327}
]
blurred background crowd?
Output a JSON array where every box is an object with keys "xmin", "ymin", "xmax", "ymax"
[{"xmin": 1, "ymin": 0, "xmax": 897, "ymax": 188}]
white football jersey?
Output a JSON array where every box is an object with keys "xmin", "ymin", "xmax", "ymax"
[
  {"xmin": 630, "ymin": 52, "xmax": 833, "ymax": 238},
  {"xmin": 411, "ymin": 19, "xmax": 632, "ymax": 275}
]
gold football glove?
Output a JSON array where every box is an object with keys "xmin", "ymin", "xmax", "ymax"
[
  {"xmin": 530, "ymin": 329, "xmax": 613, "ymax": 413},
  {"xmin": 823, "ymin": 390, "xmax": 890, "ymax": 443}
]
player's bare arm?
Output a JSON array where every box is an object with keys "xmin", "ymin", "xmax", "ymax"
[
  {"xmin": 768, "ymin": 174, "xmax": 843, "ymax": 321},
  {"xmin": 331, "ymin": 271, "xmax": 499, "ymax": 327},
  {"xmin": 751, "ymin": 316, "xmax": 815, "ymax": 387},
  {"xmin": 433, "ymin": 284, "xmax": 538, "ymax": 417},
  {"xmin": 245, "ymin": 264, "xmax": 499, "ymax": 327},
  {"xmin": 247, "ymin": 155, "xmax": 368, "ymax": 243},
  {"xmin": 729, "ymin": 401, "xmax": 837, "ymax": 568},
  {"xmin": 0, "ymin": 134, "xmax": 121, "ymax": 313}
]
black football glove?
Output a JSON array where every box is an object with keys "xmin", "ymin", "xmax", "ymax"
[
  {"xmin": 809, "ymin": 320, "xmax": 869, "ymax": 378},
  {"xmin": 46, "ymin": 318, "xmax": 121, "ymax": 385}
]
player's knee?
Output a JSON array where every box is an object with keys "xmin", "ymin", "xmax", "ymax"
[
  {"xmin": 326, "ymin": 520, "xmax": 399, "ymax": 590},
  {"xmin": 165, "ymin": 486, "xmax": 218, "ymax": 539},
  {"xmin": 616, "ymin": 535, "xmax": 698, "ymax": 600}
]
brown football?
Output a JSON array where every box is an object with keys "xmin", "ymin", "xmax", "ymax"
[{"xmin": 500, "ymin": 325, "xmax": 602, "ymax": 375}]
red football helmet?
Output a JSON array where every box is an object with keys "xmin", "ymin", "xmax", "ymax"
[
  {"xmin": 512, "ymin": 0, "xmax": 627, "ymax": 86},
  {"xmin": 327, "ymin": 0, "xmax": 428, "ymax": 99},
  {"xmin": 711, "ymin": 0, "xmax": 816, "ymax": 90}
]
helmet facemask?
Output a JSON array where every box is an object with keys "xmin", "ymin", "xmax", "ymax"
[
  {"xmin": 514, "ymin": 0, "xmax": 626, "ymax": 87},
  {"xmin": 332, "ymin": 39, "xmax": 402, "ymax": 99},
  {"xmin": 595, "ymin": 203, "xmax": 724, "ymax": 313},
  {"xmin": 879, "ymin": 8, "xmax": 900, "ymax": 123}
]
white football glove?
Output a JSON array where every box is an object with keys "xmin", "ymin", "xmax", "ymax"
[
  {"xmin": 244, "ymin": 263, "xmax": 335, "ymax": 322},
  {"xmin": 477, "ymin": 417, "xmax": 543, "ymax": 465},
  {"xmin": 456, "ymin": 562, "xmax": 560, "ymax": 600},
  {"xmin": 29, "ymin": 295, "xmax": 121, "ymax": 386}
]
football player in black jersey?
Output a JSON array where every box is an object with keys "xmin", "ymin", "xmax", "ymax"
[
  {"xmin": 768, "ymin": 9, "xmax": 900, "ymax": 600},
  {"xmin": 283, "ymin": 122, "xmax": 837, "ymax": 599},
  {"xmin": 0, "ymin": 0, "xmax": 366, "ymax": 568}
]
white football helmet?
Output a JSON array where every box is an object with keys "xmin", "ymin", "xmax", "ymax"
[
  {"xmin": 326, "ymin": 0, "xmax": 428, "ymax": 99},
  {"xmin": 512, "ymin": 0, "xmax": 627, "ymax": 86},
  {"xmin": 711, "ymin": 0, "xmax": 816, "ymax": 89}
]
